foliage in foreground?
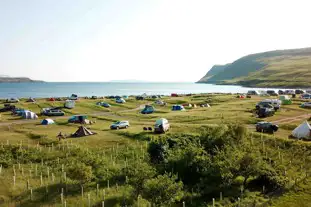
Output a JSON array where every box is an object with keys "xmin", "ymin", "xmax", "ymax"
[{"xmin": 0, "ymin": 124, "xmax": 310, "ymax": 206}]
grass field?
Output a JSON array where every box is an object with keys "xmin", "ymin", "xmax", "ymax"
[{"xmin": 0, "ymin": 94, "xmax": 310, "ymax": 206}]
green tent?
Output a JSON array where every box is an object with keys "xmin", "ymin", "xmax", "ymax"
[{"xmin": 279, "ymin": 95, "xmax": 292, "ymax": 105}]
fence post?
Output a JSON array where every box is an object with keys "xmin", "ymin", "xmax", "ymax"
[
  {"xmin": 88, "ymin": 193, "xmax": 91, "ymax": 207},
  {"xmin": 13, "ymin": 175, "xmax": 16, "ymax": 187}
]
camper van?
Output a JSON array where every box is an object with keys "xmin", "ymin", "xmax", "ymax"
[
  {"xmin": 64, "ymin": 100, "xmax": 75, "ymax": 109},
  {"xmin": 154, "ymin": 118, "xmax": 170, "ymax": 133}
]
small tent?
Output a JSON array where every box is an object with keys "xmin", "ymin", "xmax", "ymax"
[
  {"xmin": 172, "ymin": 105, "xmax": 185, "ymax": 111},
  {"xmin": 279, "ymin": 95, "xmax": 292, "ymax": 105},
  {"xmin": 141, "ymin": 105, "xmax": 155, "ymax": 114},
  {"xmin": 41, "ymin": 119, "xmax": 55, "ymax": 125},
  {"xmin": 72, "ymin": 126, "xmax": 96, "ymax": 137},
  {"xmin": 22, "ymin": 111, "xmax": 38, "ymax": 119},
  {"xmin": 49, "ymin": 98, "xmax": 55, "ymax": 101},
  {"xmin": 291, "ymin": 121, "xmax": 311, "ymax": 139},
  {"xmin": 64, "ymin": 100, "xmax": 75, "ymax": 109},
  {"xmin": 26, "ymin": 98, "xmax": 36, "ymax": 102}
]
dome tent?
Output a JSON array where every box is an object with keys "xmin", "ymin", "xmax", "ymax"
[{"xmin": 41, "ymin": 119, "xmax": 55, "ymax": 125}]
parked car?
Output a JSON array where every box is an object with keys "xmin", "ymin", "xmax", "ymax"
[
  {"xmin": 301, "ymin": 94, "xmax": 311, "ymax": 99},
  {"xmin": 12, "ymin": 108, "xmax": 27, "ymax": 116},
  {"xmin": 256, "ymin": 99, "xmax": 281, "ymax": 111},
  {"xmin": 96, "ymin": 102, "xmax": 111, "ymax": 108},
  {"xmin": 91, "ymin": 96, "xmax": 98, "ymax": 99},
  {"xmin": 256, "ymin": 122, "xmax": 279, "ymax": 133},
  {"xmin": 267, "ymin": 90, "xmax": 278, "ymax": 96},
  {"xmin": 256, "ymin": 107, "xmax": 275, "ymax": 118},
  {"xmin": 41, "ymin": 108, "xmax": 65, "ymax": 116},
  {"xmin": 102, "ymin": 103, "xmax": 111, "ymax": 108},
  {"xmin": 295, "ymin": 89, "xmax": 305, "ymax": 94},
  {"xmin": 116, "ymin": 98, "xmax": 126, "ymax": 103},
  {"xmin": 247, "ymin": 90, "xmax": 259, "ymax": 95},
  {"xmin": 0, "ymin": 104, "xmax": 16, "ymax": 112},
  {"xmin": 278, "ymin": 90, "xmax": 285, "ymax": 95},
  {"xmin": 154, "ymin": 118, "xmax": 170, "ymax": 133},
  {"xmin": 107, "ymin": 96, "xmax": 116, "ymax": 99},
  {"xmin": 285, "ymin": 90, "xmax": 295, "ymax": 95},
  {"xmin": 300, "ymin": 102, "xmax": 311, "ymax": 109},
  {"xmin": 136, "ymin": 96, "xmax": 144, "ymax": 100},
  {"xmin": 6, "ymin": 98, "xmax": 19, "ymax": 103},
  {"xmin": 155, "ymin": 100, "xmax": 166, "ymax": 106},
  {"xmin": 110, "ymin": 121, "xmax": 130, "ymax": 129}
]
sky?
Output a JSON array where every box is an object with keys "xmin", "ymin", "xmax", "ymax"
[{"xmin": 1, "ymin": 0, "xmax": 311, "ymax": 82}]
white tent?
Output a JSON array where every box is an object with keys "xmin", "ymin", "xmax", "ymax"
[
  {"xmin": 22, "ymin": 111, "xmax": 38, "ymax": 119},
  {"xmin": 291, "ymin": 121, "xmax": 311, "ymax": 139}
]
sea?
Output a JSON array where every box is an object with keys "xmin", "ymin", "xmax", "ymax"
[{"xmin": 0, "ymin": 82, "xmax": 284, "ymax": 98}]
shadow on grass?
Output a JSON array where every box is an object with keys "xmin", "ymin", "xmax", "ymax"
[{"xmin": 117, "ymin": 131, "xmax": 153, "ymax": 141}]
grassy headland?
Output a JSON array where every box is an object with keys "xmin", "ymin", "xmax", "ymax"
[{"xmin": 197, "ymin": 47, "xmax": 311, "ymax": 88}]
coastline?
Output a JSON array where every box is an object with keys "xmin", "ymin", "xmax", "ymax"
[{"xmin": 196, "ymin": 81, "xmax": 311, "ymax": 89}]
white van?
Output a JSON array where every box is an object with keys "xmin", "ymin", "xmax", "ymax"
[{"xmin": 154, "ymin": 118, "xmax": 170, "ymax": 133}]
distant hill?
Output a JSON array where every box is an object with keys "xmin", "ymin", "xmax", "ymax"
[
  {"xmin": 0, "ymin": 76, "xmax": 43, "ymax": 83},
  {"xmin": 197, "ymin": 47, "xmax": 311, "ymax": 88},
  {"xmin": 197, "ymin": 64, "xmax": 231, "ymax": 82}
]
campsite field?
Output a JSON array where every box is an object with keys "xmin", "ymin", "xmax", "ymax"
[{"xmin": 0, "ymin": 94, "xmax": 310, "ymax": 207}]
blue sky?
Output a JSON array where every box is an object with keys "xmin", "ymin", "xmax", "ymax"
[{"xmin": 1, "ymin": 0, "xmax": 311, "ymax": 82}]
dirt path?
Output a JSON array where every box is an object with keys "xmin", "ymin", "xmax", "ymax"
[
  {"xmin": 271, "ymin": 113, "xmax": 311, "ymax": 124},
  {"xmin": 0, "ymin": 104, "xmax": 147, "ymax": 127}
]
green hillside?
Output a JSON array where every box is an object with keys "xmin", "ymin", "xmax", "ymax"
[
  {"xmin": 197, "ymin": 47, "xmax": 311, "ymax": 88},
  {"xmin": 198, "ymin": 64, "xmax": 230, "ymax": 82}
]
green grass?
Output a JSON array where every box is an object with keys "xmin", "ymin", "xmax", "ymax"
[{"xmin": 0, "ymin": 95, "xmax": 311, "ymax": 206}]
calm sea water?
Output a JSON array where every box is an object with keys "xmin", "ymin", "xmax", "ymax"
[{"xmin": 0, "ymin": 82, "xmax": 282, "ymax": 98}]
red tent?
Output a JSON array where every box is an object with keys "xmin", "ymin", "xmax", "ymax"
[
  {"xmin": 171, "ymin": 93, "xmax": 178, "ymax": 97},
  {"xmin": 49, "ymin": 98, "xmax": 55, "ymax": 101}
]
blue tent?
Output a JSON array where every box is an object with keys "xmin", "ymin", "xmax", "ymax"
[{"xmin": 172, "ymin": 105, "xmax": 185, "ymax": 111}]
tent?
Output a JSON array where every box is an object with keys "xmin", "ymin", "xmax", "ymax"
[
  {"xmin": 41, "ymin": 119, "xmax": 55, "ymax": 125},
  {"xmin": 291, "ymin": 121, "xmax": 311, "ymax": 139},
  {"xmin": 22, "ymin": 111, "xmax": 38, "ymax": 119},
  {"xmin": 26, "ymin": 98, "xmax": 36, "ymax": 102},
  {"xmin": 279, "ymin": 95, "xmax": 292, "ymax": 105},
  {"xmin": 64, "ymin": 100, "xmax": 75, "ymax": 109},
  {"xmin": 68, "ymin": 115, "xmax": 91, "ymax": 124},
  {"xmin": 49, "ymin": 98, "xmax": 55, "ymax": 101},
  {"xmin": 72, "ymin": 126, "xmax": 96, "ymax": 137},
  {"xmin": 141, "ymin": 105, "xmax": 155, "ymax": 114},
  {"xmin": 172, "ymin": 105, "xmax": 185, "ymax": 111}
]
